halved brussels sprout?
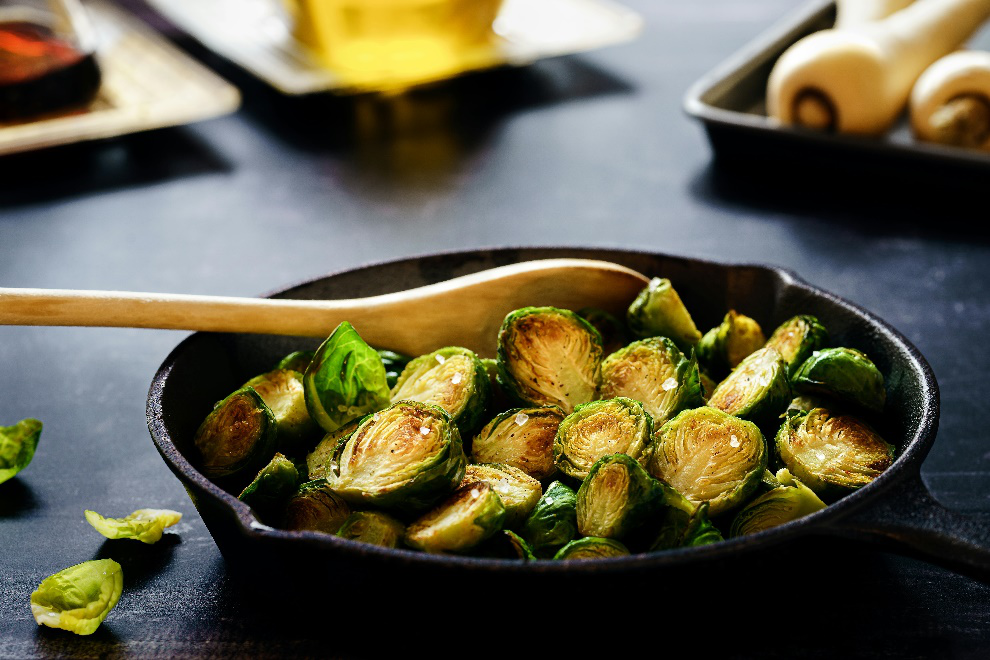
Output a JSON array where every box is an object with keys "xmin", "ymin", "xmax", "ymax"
[
  {"xmin": 405, "ymin": 481, "xmax": 506, "ymax": 553},
  {"xmin": 327, "ymin": 401, "xmax": 466, "ymax": 512},
  {"xmin": 707, "ymin": 347, "xmax": 791, "ymax": 426},
  {"xmin": 238, "ymin": 452, "xmax": 301, "ymax": 518},
  {"xmin": 576, "ymin": 453, "xmax": 662, "ymax": 540},
  {"xmin": 471, "ymin": 406, "xmax": 565, "ymax": 480},
  {"xmin": 461, "ymin": 463, "xmax": 542, "ymax": 527},
  {"xmin": 697, "ymin": 310, "xmax": 766, "ymax": 377},
  {"xmin": 520, "ymin": 480, "xmax": 578, "ymax": 557},
  {"xmin": 282, "ymin": 479, "xmax": 352, "ymax": 533},
  {"xmin": 84, "ymin": 508, "xmax": 182, "ymax": 544},
  {"xmin": 626, "ymin": 278, "xmax": 702, "ymax": 349},
  {"xmin": 649, "ymin": 495, "xmax": 723, "ymax": 552},
  {"xmin": 0, "ymin": 417, "xmax": 42, "ymax": 485},
  {"xmin": 554, "ymin": 537, "xmax": 630, "ymax": 560},
  {"xmin": 554, "ymin": 397, "xmax": 653, "ymax": 481},
  {"xmin": 478, "ymin": 529, "xmax": 536, "ymax": 560},
  {"xmin": 730, "ymin": 468, "xmax": 826, "ymax": 536},
  {"xmin": 379, "ymin": 349, "xmax": 412, "ymax": 389},
  {"xmin": 648, "ymin": 407, "xmax": 766, "ymax": 516},
  {"xmin": 337, "ymin": 511, "xmax": 406, "ymax": 548},
  {"xmin": 764, "ymin": 315, "xmax": 829, "ymax": 377},
  {"xmin": 305, "ymin": 419, "xmax": 360, "ymax": 480},
  {"xmin": 304, "ymin": 321, "xmax": 391, "ymax": 434},
  {"xmin": 390, "ymin": 346, "xmax": 491, "ymax": 435},
  {"xmin": 496, "ymin": 306, "xmax": 603, "ymax": 414},
  {"xmin": 243, "ymin": 369, "xmax": 319, "ymax": 449},
  {"xmin": 776, "ymin": 408, "xmax": 895, "ymax": 497},
  {"xmin": 579, "ymin": 307, "xmax": 631, "ymax": 355},
  {"xmin": 30, "ymin": 559, "xmax": 123, "ymax": 635},
  {"xmin": 193, "ymin": 386, "xmax": 277, "ymax": 480},
  {"xmin": 275, "ymin": 350, "xmax": 314, "ymax": 374},
  {"xmin": 792, "ymin": 347, "xmax": 886, "ymax": 414},
  {"xmin": 599, "ymin": 337, "xmax": 704, "ymax": 428}
]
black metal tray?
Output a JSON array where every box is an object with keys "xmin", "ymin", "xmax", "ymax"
[{"xmin": 683, "ymin": 0, "xmax": 990, "ymax": 175}]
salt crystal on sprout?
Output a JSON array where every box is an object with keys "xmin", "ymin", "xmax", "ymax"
[
  {"xmin": 514, "ymin": 412, "xmax": 529, "ymax": 426},
  {"xmin": 661, "ymin": 377, "xmax": 678, "ymax": 391}
]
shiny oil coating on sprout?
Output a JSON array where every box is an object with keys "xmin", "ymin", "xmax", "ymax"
[
  {"xmin": 649, "ymin": 407, "xmax": 766, "ymax": 516},
  {"xmin": 405, "ymin": 481, "xmax": 506, "ymax": 553},
  {"xmin": 193, "ymin": 387, "xmax": 276, "ymax": 479},
  {"xmin": 776, "ymin": 408, "xmax": 894, "ymax": 495},
  {"xmin": 390, "ymin": 347, "xmax": 488, "ymax": 434},
  {"xmin": 554, "ymin": 397, "xmax": 653, "ymax": 481},
  {"xmin": 471, "ymin": 407, "xmax": 564, "ymax": 480}
]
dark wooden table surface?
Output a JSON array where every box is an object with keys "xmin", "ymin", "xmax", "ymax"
[{"xmin": 2, "ymin": 0, "xmax": 989, "ymax": 657}]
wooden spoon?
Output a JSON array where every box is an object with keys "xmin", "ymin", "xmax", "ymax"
[{"xmin": 0, "ymin": 259, "xmax": 650, "ymax": 356}]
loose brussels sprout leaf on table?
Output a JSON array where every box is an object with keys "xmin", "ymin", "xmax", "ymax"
[
  {"xmin": 576, "ymin": 453, "xmax": 662, "ymax": 541},
  {"xmin": 497, "ymin": 306, "xmax": 603, "ymax": 414},
  {"xmin": 648, "ymin": 407, "xmax": 766, "ymax": 516},
  {"xmin": 554, "ymin": 537, "xmax": 630, "ymax": 560},
  {"xmin": 193, "ymin": 386, "xmax": 278, "ymax": 480},
  {"xmin": 390, "ymin": 346, "xmax": 490, "ymax": 435},
  {"xmin": 764, "ymin": 315, "xmax": 829, "ymax": 377},
  {"xmin": 776, "ymin": 408, "xmax": 894, "ymax": 497},
  {"xmin": 243, "ymin": 369, "xmax": 320, "ymax": 451},
  {"xmin": 599, "ymin": 337, "xmax": 704, "ymax": 428},
  {"xmin": 0, "ymin": 417, "xmax": 42, "ymax": 485},
  {"xmin": 85, "ymin": 508, "xmax": 182, "ymax": 544},
  {"xmin": 707, "ymin": 346, "xmax": 792, "ymax": 427},
  {"xmin": 730, "ymin": 469, "xmax": 826, "ymax": 536},
  {"xmin": 520, "ymin": 480, "xmax": 578, "ymax": 557},
  {"xmin": 792, "ymin": 347, "xmax": 886, "ymax": 414},
  {"xmin": 405, "ymin": 481, "xmax": 506, "ymax": 554},
  {"xmin": 554, "ymin": 397, "xmax": 653, "ymax": 481},
  {"xmin": 282, "ymin": 479, "xmax": 352, "ymax": 533},
  {"xmin": 303, "ymin": 321, "xmax": 391, "ymax": 434},
  {"xmin": 697, "ymin": 310, "xmax": 766, "ymax": 378},
  {"xmin": 30, "ymin": 559, "xmax": 123, "ymax": 635},
  {"xmin": 626, "ymin": 277, "xmax": 702, "ymax": 349},
  {"xmin": 327, "ymin": 400, "xmax": 466, "ymax": 513},
  {"xmin": 305, "ymin": 419, "xmax": 360, "ymax": 480},
  {"xmin": 238, "ymin": 452, "xmax": 301, "ymax": 518},
  {"xmin": 461, "ymin": 463, "xmax": 542, "ymax": 527},
  {"xmin": 471, "ymin": 406, "xmax": 564, "ymax": 480},
  {"xmin": 337, "ymin": 511, "xmax": 406, "ymax": 548}
]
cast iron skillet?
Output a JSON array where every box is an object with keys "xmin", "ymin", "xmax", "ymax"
[{"xmin": 146, "ymin": 247, "xmax": 990, "ymax": 587}]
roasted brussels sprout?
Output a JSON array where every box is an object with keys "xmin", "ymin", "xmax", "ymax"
[
  {"xmin": 626, "ymin": 278, "xmax": 702, "ymax": 349},
  {"xmin": 730, "ymin": 468, "xmax": 826, "ymax": 536},
  {"xmin": 649, "ymin": 496, "xmax": 723, "ymax": 551},
  {"xmin": 405, "ymin": 481, "xmax": 506, "ymax": 553},
  {"xmin": 242, "ymin": 369, "xmax": 319, "ymax": 449},
  {"xmin": 648, "ymin": 407, "xmax": 766, "ymax": 516},
  {"xmin": 792, "ymin": 347, "xmax": 886, "ymax": 414},
  {"xmin": 478, "ymin": 529, "xmax": 536, "ymax": 560},
  {"xmin": 554, "ymin": 537, "xmax": 630, "ymax": 560},
  {"xmin": 337, "ymin": 511, "xmax": 406, "ymax": 548},
  {"xmin": 764, "ymin": 315, "xmax": 829, "ymax": 377},
  {"xmin": 697, "ymin": 310, "xmax": 766, "ymax": 377},
  {"xmin": 30, "ymin": 559, "xmax": 123, "ymax": 635},
  {"xmin": 707, "ymin": 347, "xmax": 791, "ymax": 426},
  {"xmin": 579, "ymin": 307, "xmax": 631, "ymax": 355},
  {"xmin": 238, "ymin": 452, "xmax": 301, "ymax": 517},
  {"xmin": 471, "ymin": 406, "xmax": 564, "ymax": 480},
  {"xmin": 276, "ymin": 350, "xmax": 314, "ymax": 373},
  {"xmin": 785, "ymin": 394, "xmax": 835, "ymax": 416},
  {"xmin": 390, "ymin": 346, "xmax": 490, "ymax": 435},
  {"xmin": 304, "ymin": 321, "xmax": 391, "ymax": 433},
  {"xmin": 496, "ymin": 306, "xmax": 603, "ymax": 414},
  {"xmin": 776, "ymin": 408, "xmax": 894, "ymax": 497},
  {"xmin": 84, "ymin": 508, "xmax": 182, "ymax": 544},
  {"xmin": 461, "ymin": 463, "xmax": 542, "ymax": 527},
  {"xmin": 554, "ymin": 397, "xmax": 653, "ymax": 481},
  {"xmin": 576, "ymin": 454, "xmax": 662, "ymax": 540},
  {"xmin": 327, "ymin": 401, "xmax": 466, "ymax": 512},
  {"xmin": 520, "ymin": 480, "xmax": 578, "ymax": 557},
  {"xmin": 193, "ymin": 386, "xmax": 277, "ymax": 480},
  {"xmin": 379, "ymin": 349, "xmax": 412, "ymax": 389},
  {"xmin": 305, "ymin": 419, "xmax": 360, "ymax": 480},
  {"xmin": 282, "ymin": 479, "xmax": 352, "ymax": 533},
  {"xmin": 0, "ymin": 417, "xmax": 41, "ymax": 485},
  {"xmin": 599, "ymin": 337, "xmax": 704, "ymax": 428}
]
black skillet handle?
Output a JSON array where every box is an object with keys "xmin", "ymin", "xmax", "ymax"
[{"xmin": 827, "ymin": 473, "xmax": 990, "ymax": 581}]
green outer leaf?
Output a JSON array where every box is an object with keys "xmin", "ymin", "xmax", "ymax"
[
  {"xmin": 282, "ymin": 479, "xmax": 352, "ymax": 533},
  {"xmin": 461, "ymin": 463, "xmax": 542, "ymax": 528},
  {"xmin": 696, "ymin": 311, "xmax": 766, "ymax": 378},
  {"xmin": 792, "ymin": 347, "xmax": 886, "ymax": 413},
  {"xmin": 84, "ymin": 509, "xmax": 182, "ymax": 544},
  {"xmin": 554, "ymin": 537, "xmax": 630, "ymax": 560},
  {"xmin": 30, "ymin": 559, "xmax": 123, "ymax": 635},
  {"xmin": 554, "ymin": 397, "xmax": 654, "ymax": 481},
  {"xmin": 237, "ymin": 453, "xmax": 301, "ymax": 516},
  {"xmin": 305, "ymin": 419, "xmax": 360, "ymax": 480},
  {"xmin": 764, "ymin": 315, "xmax": 829, "ymax": 377},
  {"xmin": 626, "ymin": 277, "xmax": 702, "ymax": 349},
  {"xmin": 303, "ymin": 322, "xmax": 391, "ymax": 433},
  {"xmin": 576, "ymin": 453, "xmax": 663, "ymax": 540},
  {"xmin": 193, "ymin": 387, "xmax": 278, "ymax": 480},
  {"xmin": 520, "ymin": 480, "xmax": 578, "ymax": 557},
  {"xmin": 0, "ymin": 418, "xmax": 42, "ymax": 484}
]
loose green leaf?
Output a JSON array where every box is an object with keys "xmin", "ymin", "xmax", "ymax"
[
  {"xmin": 30, "ymin": 559, "xmax": 123, "ymax": 635},
  {"xmin": 85, "ymin": 508, "xmax": 182, "ymax": 544},
  {"xmin": 0, "ymin": 418, "xmax": 42, "ymax": 485}
]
